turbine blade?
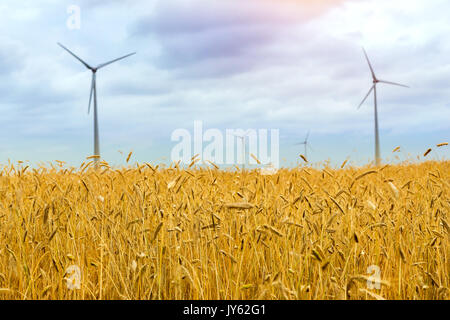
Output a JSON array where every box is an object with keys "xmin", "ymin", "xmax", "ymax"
[
  {"xmin": 88, "ymin": 75, "xmax": 95, "ymax": 114},
  {"xmin": 307, "ymin": 144, "xmax": 314, "ymax": 152},
  {"xmin": 358, "ymin": 85, "xmax": 375, "ymax": 109},
  {"xmin": 57, "ymin": 42, "xmax": 93, "ymax": 70},
  {"xmin": 305, "ymin": 130, "xmax": 310, "ymax": 142},
  {"xmin": 294, "ymin": 142, "xmax": 306, "ymax": 146},
  {"xmin": 362, "ymin": 47, "xmax": 376, "ymax": 80},
  {"xmin": 97, "ymin": 52, "xmax": 136, "ymax": 69},
  {"xmin": 378, "ymin": 79, "xmax": 409, "ymax": 88}
]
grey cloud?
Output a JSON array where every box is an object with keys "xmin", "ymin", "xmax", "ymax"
[
  {"xmin": 133, "ymin": 1, "xmax": 296, "ymax": 36},
  {"xmin": 153, "ymin": 26, "xmax": 274, "ymax": 69},
  {"xmin": 130, "ymin": 0, "xmax": 347, "ymax": 76},
  {"xmin": 76, "ymin": 0, "xmax": 138, "ymax": 9}
]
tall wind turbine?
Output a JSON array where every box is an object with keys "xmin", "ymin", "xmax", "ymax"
[
  {"xmin": 295, "ymin": 131, "xmax": 313, "ymax": 159},
  {"xmin": 58, "ymin": 43, "xmax": 136, "ymax": 163},
  {"xmin": 358, "ymin": 48, "xmax": 408, "ymax": 166}
]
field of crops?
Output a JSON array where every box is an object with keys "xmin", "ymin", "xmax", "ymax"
[{"xmin": 0, "ymin": 160, "xmax": 448, "ymax": 300}]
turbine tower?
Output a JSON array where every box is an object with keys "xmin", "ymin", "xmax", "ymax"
[
  {"xmin": 58, "ymin": 43, "xmax": 136, "ymax": 163},
  {"xmin": 295, "ymin": 131, "xmax": 313, "ymax": 159},
  {"xmin": 358, "ymin": 48, "xmax": 408, "ymax": 166}
]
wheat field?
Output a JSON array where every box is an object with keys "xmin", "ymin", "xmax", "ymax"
[{"xmin": 0, "ymin": 160, "xmax": 448, "ymax": 300}]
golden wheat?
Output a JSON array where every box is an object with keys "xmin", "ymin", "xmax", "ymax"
[{"xmin": 0, "ymin": 160, "xmax": 448, "ymax": 300}]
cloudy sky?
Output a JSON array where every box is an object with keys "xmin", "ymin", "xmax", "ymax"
[{"xmin": 0, "ymin": 0, "xmax": 448, "ymax": 168}]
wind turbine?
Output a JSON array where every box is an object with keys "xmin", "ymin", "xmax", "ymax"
[
  {"xmin": 58, "ymin": 43, "xmax": 136, "ymax": 163},
  {"xmin": 233, "ymin": 130, "xmax": 251, "ymax": 169},
  {"xmin": 295, "ymin": 131, "xmax": 313, "ymax": 159},
  {"xmin": 358, "ymin": 47, "xmax": 408, "ymax": 166}
]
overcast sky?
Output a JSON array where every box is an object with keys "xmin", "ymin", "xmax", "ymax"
[{"xmin": 0, "ymin": 0, "xmax": 448, "ymax": 168}]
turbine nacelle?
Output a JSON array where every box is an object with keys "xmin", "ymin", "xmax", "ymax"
[
  {"xmin": 358, "ymin": 48, "xmax": 409, "ymax": 110},
  {"xmin": 58, "ymin": 43, "xmax": 135, "ymax": 72}
]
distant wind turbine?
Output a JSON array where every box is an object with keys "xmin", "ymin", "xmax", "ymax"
[
  {"xmin": 358, "ymin": 47, "xmax": 409, "ymax": 166},
  {"xmin": 58, "ymin": 43, "xmax": 136, "ymax": 163},
  {"xmin": 233, "ymin": 130, "xmax": 251, "ymax": 169},
  {"xmin": 295, "ymin": 131, "xmax": 313, "ymax": 159}
]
